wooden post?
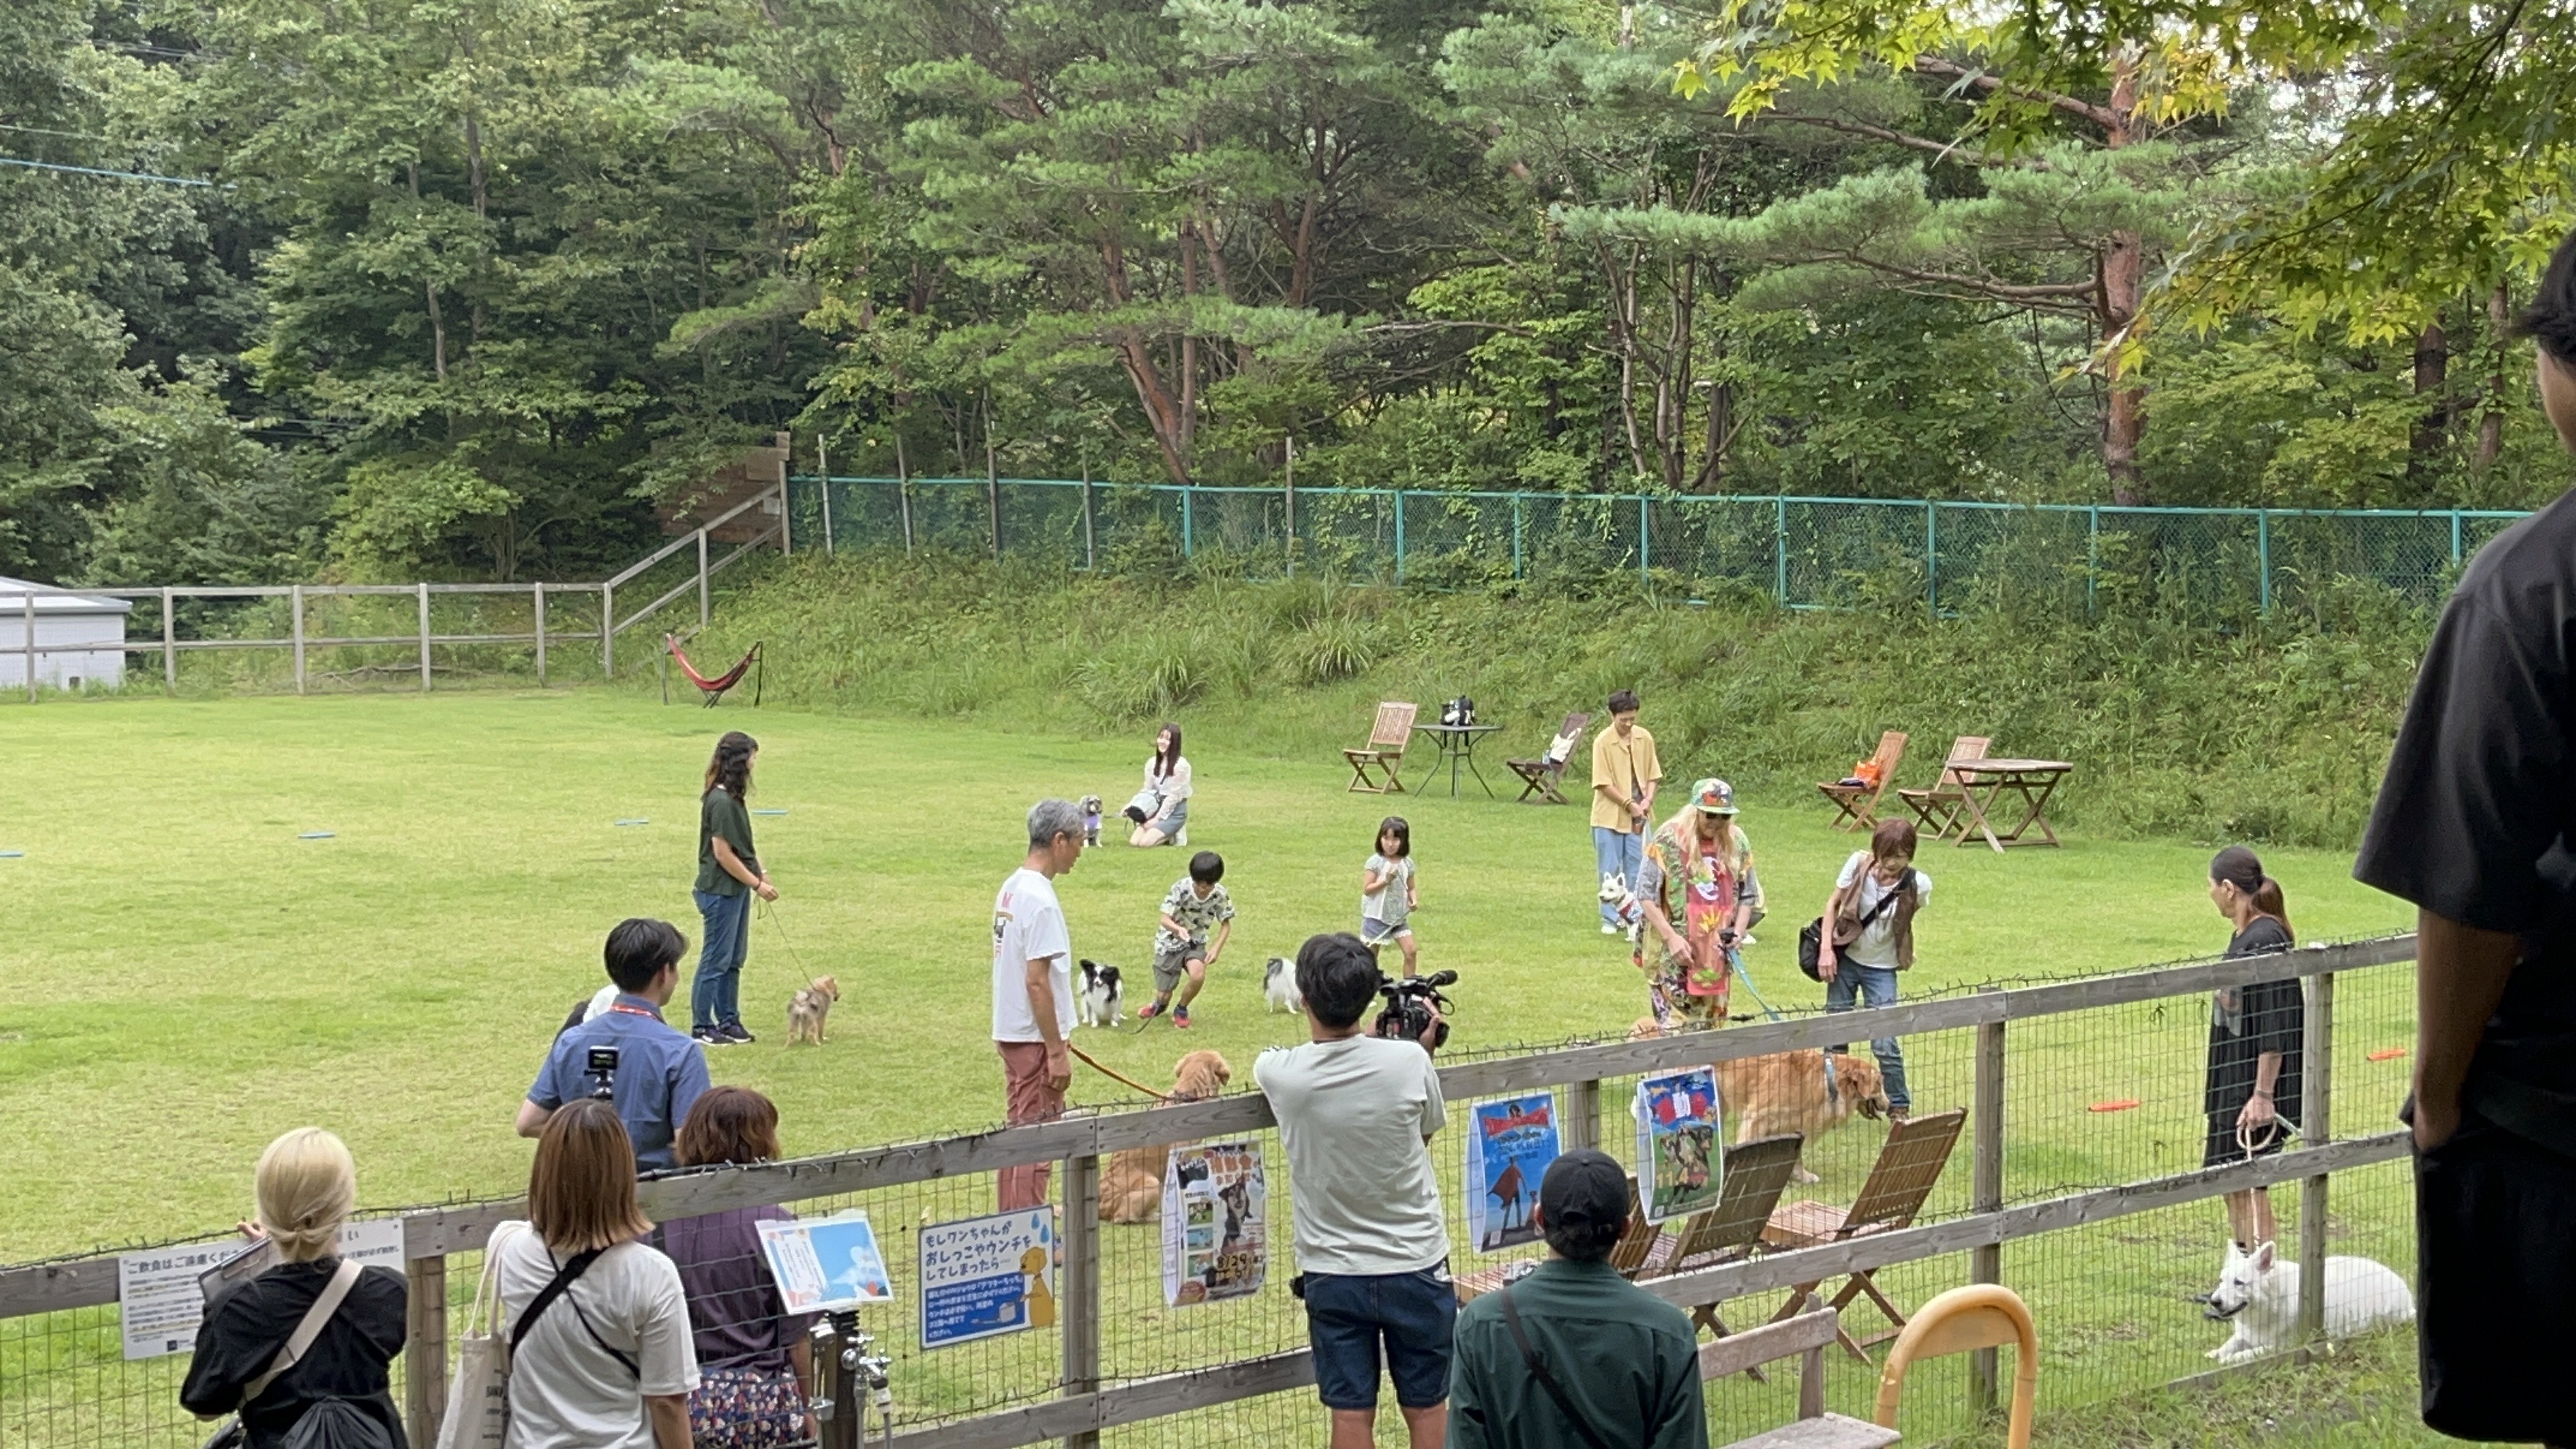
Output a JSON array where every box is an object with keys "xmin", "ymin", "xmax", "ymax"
[
  {"xmin": 533, "ymin": 583, "xmax": 547, "ymax": 686},
  {"xmin": 602, "ymin": 583, "xmax": 615, "ymax": 679},
  {"xmin": 1563, "ymin": 1079, "xmax": 1600, "ymax": 1153},
  {"xmin": 291, "ymin": 585, "xmax": 306, "ymax": 694},
  {"xmin": 161, "ymin": 586, "xmax": 176, "ymax": 689},
  {"xmin": 416, "ymin": 582, "xmax": 432, "ymax": 691},
  {"xmin": 697, "ymin": 529, "xmax": 711, "ymax": 628},
  {"xmin": 2298, "ymin": 970, "xmax": 2334, "ymax": 1344},
  {"xmin": 405, "ymin": 1255, "xmax": 448, "ymax": 1448},
  {"xmin": 1969, "ymin": 997, "xmax": 2006, "ymax": 1412},
  {"xmin": 1063, "ymin": 1151, "xmax": 1102, "ymax": 1449}
]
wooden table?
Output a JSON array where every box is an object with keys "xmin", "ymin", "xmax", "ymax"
[
  {"xmin": 1412, "ymin": 722, "xmax": 1502, "ymax": 798},
  {"xmin": 1944, "ymin": 760, "xmax": 2073, "ymax": 852}
]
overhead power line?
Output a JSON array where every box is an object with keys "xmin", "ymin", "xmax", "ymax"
[{"xmin": 0, "ymin": 154, "xmax": 218, "ymax": 187}]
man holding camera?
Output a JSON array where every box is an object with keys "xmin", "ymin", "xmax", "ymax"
[
  {"xmin": 518, "ymin": 918, "xmax": 710, "ymax": 1172},
  {"xmin": 1254, "ymin": 933, "xmax": 1450, "ymax": 1449}
]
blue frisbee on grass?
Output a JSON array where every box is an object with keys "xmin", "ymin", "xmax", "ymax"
[
  {"xmin": 299, "ymin": 832, "xmax": 335, "ymax": 840},
  {"xmin": 614, "ymin": 818, "xmax": 651, "ymax": 826},
  {"xmin": 752, "ymin": 808, "xmax": 787, "ymax": 816}
]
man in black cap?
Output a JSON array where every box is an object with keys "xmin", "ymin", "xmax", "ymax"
[{"xmin": 1445, "ymin": 1149, "xmax": 1707, "ymax": 1449}]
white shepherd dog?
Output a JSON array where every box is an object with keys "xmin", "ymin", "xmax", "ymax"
[{"xmin": 2202, "ymin": 1240, "xmax": 2414, "ymax": 1363}]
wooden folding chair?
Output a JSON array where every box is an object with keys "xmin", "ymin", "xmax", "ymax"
[
  {"xmin": 1897, "ymin": 736, "xmax": 1990, "ymax": 841},
  {"xmin": 1636, "ymin": 1134, "xmax": 1806, "ymax": 1377},
  {"xmin": 1873, "ymin": 1284, "xmax": 2035, "ymax": 1449},
  {"xmin": 1818, "ymin": 731, "xmax": 1906, "ymax": 831},
  {"xmin": 1343, "ymin": 701, "xmax": 1418, "ymax": 793},
  {"xmin": 1505, "ymin": 711, "xmax": 1591, "ymax": 804},
  {"xmin": 1701, "ymin": 1308, "xmax": 1901, "ymax": 1449},
  {"xmin": 1761, "ymin": 1108, "xmax": 1966, "ymax": 1362}
]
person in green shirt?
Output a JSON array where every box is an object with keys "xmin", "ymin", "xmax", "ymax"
[
  {"xmin": 1446, "ymin": 1149, "xmax": 1708, "ymax": 1449},
  {"xmin": 692, "ymin": 730, "xmax": 778, "ymax": 1046}
]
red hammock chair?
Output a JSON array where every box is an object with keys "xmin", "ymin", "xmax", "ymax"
[{"xmin": 664, "ymin": 635, "xmax": 763, "ymax": 708}]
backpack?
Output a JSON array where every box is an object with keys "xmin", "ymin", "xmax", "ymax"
[{"xmin": 281, "ymin": 1398, "xmax": 398, "ymax": 1449}]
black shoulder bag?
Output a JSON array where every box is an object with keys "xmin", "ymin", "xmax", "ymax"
[
  {"xmin": 1798, "ymin": 867, "xmax": 1915, "ymax": 982},
  {"xmin": 511, "ymin": 1247, "xmax": 640, "ymax": 1378},
  {"xmin": 1498, "ymin": 1286, "xmax": 1617, "ymax": 1449}
]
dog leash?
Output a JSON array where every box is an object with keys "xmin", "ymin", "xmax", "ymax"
[
  {"xmin": 757, "ymin": 899, "xmax": 832, "ymax": 994},
  {"xmin": 1066, "ymin": 1043, "xmax": 1182, "ymax": 1103}
]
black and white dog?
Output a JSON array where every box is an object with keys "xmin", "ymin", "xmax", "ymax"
[
  {"xmin": 1077, "ymin": 959, "xmax": 1125, "ymax": 1028},
  {"xmin": 1262, "ymin": 956, "xmax": 1304, "ymax": 1014}
]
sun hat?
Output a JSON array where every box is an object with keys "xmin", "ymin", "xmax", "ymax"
[{"xmin": 1690, "ymin": 778, "xmax": 1738, "ymax": 815}]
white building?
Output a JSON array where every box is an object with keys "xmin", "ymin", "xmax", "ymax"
[{"xmin": 0, "ymin": 577, "xmax": 134, "ymax": 690}]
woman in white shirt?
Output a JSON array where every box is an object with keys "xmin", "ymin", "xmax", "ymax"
[
  {"xmin": 1126, "ymin": 722, "xmax": 1194, "ymax": 848},
  {"xmin": 492, "ymin": 1099, "xmax": 699, "ymax": 1449},
  {"xmin": 1816, "ymin": 817, "xmax": 1931, "ymax": 1120}
]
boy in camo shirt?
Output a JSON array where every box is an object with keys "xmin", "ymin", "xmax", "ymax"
[{"xmin": 1136, "ymin": 850, "xmax": 1234, "ymax": 1029}]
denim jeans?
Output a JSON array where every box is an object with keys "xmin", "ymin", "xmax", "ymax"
[
  {"xmin": 1824, "ymin": 961, "xmax": 1911, "ymax": 1110},
  {"xmin": 692, "ymin": 887, "xmax": 752, "ymax": 1030},
  {"xmin": 1591, "ymin": 825, "xmax": 1642, "ymax": 926}
]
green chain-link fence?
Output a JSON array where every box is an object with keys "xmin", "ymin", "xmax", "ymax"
[{"xmin": 792, "ymin": 477, "xmax": 2525, "ymax": 618}]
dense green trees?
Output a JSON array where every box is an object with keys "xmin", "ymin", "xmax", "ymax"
[{"xmin": 2, "ymin": 0, "xmax": 2569, "ymax": 585}]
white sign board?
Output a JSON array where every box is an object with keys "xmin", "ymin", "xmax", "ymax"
[
  {"xmin": 119, "ymin": 1218, "xmax": 405, "ymax": 1361},
  {"xmin": 758, "ymin": 1210, "xmax": 894, "ymax": 1316}
]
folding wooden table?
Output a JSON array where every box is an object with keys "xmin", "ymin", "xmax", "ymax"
[{"xmin": 1944, "ymin": 760, "xmax": 2073, "ymax": 851}]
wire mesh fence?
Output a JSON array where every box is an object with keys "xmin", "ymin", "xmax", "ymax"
[
  {"xmin": 795, "ymin": 477, "xmax": 2523, "ymax": 622},
  {"xmin": 1, "ymin": 940, "xmax": 2418, "ymax": 1449}
]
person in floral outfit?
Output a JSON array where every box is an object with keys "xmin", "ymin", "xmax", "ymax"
[{"xmin": 1635, "ymin": 779, "xmax": 1762, "ymax": 1031}]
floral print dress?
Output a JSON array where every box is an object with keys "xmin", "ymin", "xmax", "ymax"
[{"xmin": 1636, "ymin": 820, "xmax": 1760, "ymax": 1030}]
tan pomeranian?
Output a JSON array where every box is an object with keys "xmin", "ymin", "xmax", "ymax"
[{"xmin": 787, "ymin": 976, "xmax": 840, "ymax": 1046}]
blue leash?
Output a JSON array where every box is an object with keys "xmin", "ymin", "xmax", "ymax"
[{"xmin": 1727, "ymin": 946, "xmax": 1840, "ymax": 1106}]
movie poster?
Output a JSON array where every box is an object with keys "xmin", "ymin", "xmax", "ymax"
[
  {"xmin": 1465, "ymin": 1093, "xmax": 1561, "ymax": 1253},
  {"xmin": 1160, "ymin": 1141, "xmax": 1268, "ymax": 1306},
  {"xmin": 1634, "ymin": 1068, "xmax": 1724, "ymax": 1224}
]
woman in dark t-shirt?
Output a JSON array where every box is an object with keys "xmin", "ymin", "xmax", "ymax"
[
  {"xmin": 693, "ymin": 731, "xmax": 778, "ymax": 1046},
  {"xmin": 664, "ymin": 1087, "xmax": 815, "ymax": 1448},
  {"xmin": 2202, "ymin": 845, "xmax": 2302, "ymax": 1252}
]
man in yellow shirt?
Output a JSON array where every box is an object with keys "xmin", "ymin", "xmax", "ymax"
[{"xmin": 1589, "ymin": 691, "xmax": 1660, "ymax": 934}]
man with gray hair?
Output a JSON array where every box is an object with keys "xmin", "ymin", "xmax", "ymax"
[{"xmin": 994, "ymin": 798, "xmax": 1085, "ymax": 1210}]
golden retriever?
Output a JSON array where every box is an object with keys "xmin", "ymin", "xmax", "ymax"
[
  {"xmin": 1098, "ymin": 1049, "xmax": 1232, "ymax": 1223},
  {"xmin": 1631, "ymin": 1019, "xmax": 1888, "ymax": 1183}
]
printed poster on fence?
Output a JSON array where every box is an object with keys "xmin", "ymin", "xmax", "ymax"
[
  {"xmin": 759, "ymin": 1210, "xmax": 895, "ymax": 1315},
  {"xmin": 1635, "ymin": 1068, "xmax": 1724, "ymax": 1225},
  {"xmin": 1161, "ymin": 1140, "xmax": 1267, "ymax": 1306},
  {"xmin": 118, "ymin": 1217, "xmax": 405, "ymax": 1361},
  {"xmin": 918, "ymin": 1208, "xmax": 1055, "ymax": 1349},
  {"xmin": 1466, "ymin": 1093, "xmax": 1561, "ymax": 1253}
]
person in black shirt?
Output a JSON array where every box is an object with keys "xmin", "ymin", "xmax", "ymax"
[
  {"xmin": 181, "ymin": 1129, "xmax": 408, "ymax": 1449},
  {"xmin": 2354, "ymin": 222, "xmax": 2576, "ymax": 1447},
  {"xmin": 2201, "ymin": 846, "xmax": 2300, "ymax": 1252}
]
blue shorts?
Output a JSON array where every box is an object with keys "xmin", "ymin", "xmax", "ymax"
[{"xmin": 1302, "ymin": 1265, "xmax": 1456, "ymax": 1411}]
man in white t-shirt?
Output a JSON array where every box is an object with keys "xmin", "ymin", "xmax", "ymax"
[
  {"xmin": 1254, "ymin": 932, "xmax": 1450, "ymax": 1449},
  {"xmin": 994, "ymin": 797, "xmax": 1085, "ymax": 1210}
]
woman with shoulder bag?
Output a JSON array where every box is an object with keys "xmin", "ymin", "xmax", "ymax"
[
  {"xmin": 660, "ymin": 1087, "xmax": 817, "ymax": 1448},
  {"xmin": 1816, "ymin": 818, "xmax": 1931, "ymax": 1120},
  {"xmin": 491, "ymin": 1100, "xmax": 699, "ymax": 1449},
  {"xmin": 181, "ymin": 1128, "xmax": 408, "ymax": 1449}
]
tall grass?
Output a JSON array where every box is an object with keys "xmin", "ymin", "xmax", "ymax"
[{"xmin": 696, "ymin": 550, "xmax": 2427, "ymax": 847}]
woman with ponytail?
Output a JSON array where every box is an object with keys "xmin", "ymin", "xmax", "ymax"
[
  {"xmin": 692, "ymin": 731, "xmax": 777, "ymax": 1046},
  {"xmin": 2202, "ymin": 846, "xmax": 2302, "ymax": 1251}
]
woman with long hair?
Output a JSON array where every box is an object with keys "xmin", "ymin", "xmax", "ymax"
[
  {"xmin": 693, "ymin": 730, "xmax": 777, "ymax": 1046},
  {"xmin": 181, "ymin": 1129, "xmax": 410, "ymax": 1448},
  {"xmin": 1126, "ymin": 722, "xmax": 1193, "ymax": 848},
  {"xmin": 2203, "ymin": 846, "xmax": 2302, "ymax": 1251},
  {"xmin": 492, "ymin": 1100, "xmax": 698, "ymax": 1449},
  {"xmin": 1634, "ymin": 779, "xmax": 1763, "ymax": 1031},
  {"xmin": 663, "ymin": 1087, "xmax": 815, "ymax": 1448}
]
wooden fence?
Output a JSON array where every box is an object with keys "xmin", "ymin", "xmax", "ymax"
[
  {"xmin": 4, "ymin": 484, "xmax": 787, "ymax": 701},
  {"xmin": 0, "ymin": 935, "xmax": 2416, "ymax": 1449}
]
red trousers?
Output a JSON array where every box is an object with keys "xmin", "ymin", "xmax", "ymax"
[{"xmin": 996, "ymin": 1041, "xmax": 1066, "ymax": 1211}]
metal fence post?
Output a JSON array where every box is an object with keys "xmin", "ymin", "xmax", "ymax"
[
  {"xmin": 1639, "ymin": 497, "xmax": 1652, "ymax": 583},
  {"xmin": 818, "ymin": 438, "xmax": 835, "ymax": 557},
  {"xmin": 1064, "ymin": 1150, "xmax": 1103, "ymax": 1448},
  {"xmin": 2087, "ymin": 506, "xmax": 2100, "ymax": 616},
  {"xmin": 601, "ymin": 583, "xmax": 615, "ymax": 679},
  {"xmin": 405, "ymin": 1254, "xmax": 448, "ymax": 1448},
  {"xmin": 2450, "ymin": 511, "xmax": 2463, "ymax": 568},
  {"xmin": 1512, "ymin": 495, "xmax": 1525, "ymax": 580},
  {"xmin": 1284, "ymin": 439, "xmax": 1296, "ymax": 579},
  {"xmin": 291, "ymin": 585, "xmax": 306, "ymax": 694},
  {"xmin": 1182, "ymin": 484, "xmax": 1195, "ymax": 560},
  {"xmin": 1969, "ymin": 996, "xmax": 2006, "ymax": 1413},
  {"xmin": 534, "ymin": 583, "xmax": 547, "ymax": 686},
  {"xmin": 161, "ymin": 586, "xmax": 176, "ymax": 689},
  {"xmin": 2297, "ymin": 970, "xmax": 2334, "ymax": 1344},
  {"xmin": 1925, "ymin": 501, "xmax": 1939, "ymax": 617},
  {"xmin": 1079, "ymin": 463, "xmax": 1094, "ymax": 571},
  {"xmin": 1393, "ymin": 490, "xmax": 1407, "ymax": 583},
  {"xmin": 986, "ymin": 422, "xmax": 1002, "ymax": 558},
  {"xmin": 416, "ymin": 583, "xmax": 433, "ymax": 690},
  {"xmin": 2258, "ymin": 509, "xmax": 2272, "ymax": 615},
  {"xmin": 697, "ymin": 529, "xmax": 711, "ymax": 629},
  {"xmin": 1775, "ymin": 498, "xmax": 1789, "ymax": 607}
]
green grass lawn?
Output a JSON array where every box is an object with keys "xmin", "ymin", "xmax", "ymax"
[{"xmin": 0, "ymin": 688, "xmax": 2437, "ymax": 1445}]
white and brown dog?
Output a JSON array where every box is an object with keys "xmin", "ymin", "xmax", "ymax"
[{"xmin": 787, "ymin": 976, "xmax": 840, "ymax": 1046}]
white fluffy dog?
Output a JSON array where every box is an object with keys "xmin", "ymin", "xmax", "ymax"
[
  {"xmin": 1077, "ymin": 959, "xmax": 1124, "ymax": 1029},
  {"xmin": 2202, "ymin": 1240, "xmax": 2414, "ymax": 1363},
  {"xmin": 1598, "ymin": 874, "xmax": 1645, "ymax": 944},
  {"xmin": 1262, "ymin": 956, "xmax": 1304, "ymax": 1014}
]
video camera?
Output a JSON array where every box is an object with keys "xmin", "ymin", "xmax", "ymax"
[
  {"xmin": 584, "ymin": 1045, "xmax": 619, "ymax": 1101},
  {"xmin": 1371, "ymin": 970, "xmax": 1457, "ymax": 1052}
]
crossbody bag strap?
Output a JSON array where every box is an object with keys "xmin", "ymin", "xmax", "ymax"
[
  {"xmin": 510, "ymin": 1246, "xmax": 640, "ymax": 1379},
  {"xmin": 1498, "ymin": 1287, "xmax": 1617, "ymax": 1449},
  {"xmin": 240, "ymin": 1259, "xmax": 364, "ymax": 1407},
  {"xmin": 1836, "ymin": 866, "xmax": 1912, "ymax": 943}
]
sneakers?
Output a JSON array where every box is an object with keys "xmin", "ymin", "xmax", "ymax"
[
  {"xmin": 721, "ymin": 1022, "xmax": 755, "ymax": 1044},
  {"xmin": 1174, "ymin": 827, "xmax": 1189, "ymax": 847},
  {"xmin": 1136, "ymin": 1000, "xmax": 1166, "ymax": 1022},
  {"xmin": 1600, "ymin": 923, "xmax": 1621, "ymax": 935},
  {"xmin": 692, "ymin": 1026, "xmax": 729, "ymax": 1047},
  {"xmin": 1172, "ymin": 1007, "xmax": 1192, "ymax": 1030}
]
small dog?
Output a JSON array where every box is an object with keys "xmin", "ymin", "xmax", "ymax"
[
  {"xmin": 1099, "ymin": 1050, "xmax": 1232, "ymax": 1223},
  {"xmin": 1599, "ymin": 874, "xmax": 1646, "ymax": 944},
  {"xmin": 1630, "ymin": 1019, "xmax": 1888, "ymax": 1183},
  {"xmin": 1077, "ymin": 959, "xmax": 1125, "ymax": 1029},
  {"xmin": 1079, "ymin": 795, "xmax": 1104, "ymax": 847},
  {"xmin": 1262, "ymin": 956, "xmax": 1304, "ymax": 1014},
  {"xmin": 786, "ymin": 976, "xmax": 840, "ymax": 1046},
  {"xmin": 2202, "ymin": 1240, "xmax": 2414, "ymax": 1363}
]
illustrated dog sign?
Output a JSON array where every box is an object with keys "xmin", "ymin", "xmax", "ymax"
[
  {"xmin": 918, "ymin": 1208, "xmax": 1055, "ymax": 1349},
  {"xmin": 760, "ymin": 1210, "xmax": 895, "ymax": 1315},
  {"xmin": 1161, "ymin": 1140, "xmax": 1268, "ymax": 1306}
]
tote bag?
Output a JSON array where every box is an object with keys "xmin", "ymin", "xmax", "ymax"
[{"xmin": 436, "ymin": 1226, "xmax": 523, "ymax": 1449}]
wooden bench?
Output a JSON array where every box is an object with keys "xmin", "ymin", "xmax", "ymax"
[
  {"xmin": 1343, "ymin": 701, "xmax": 1418, "ymax": 793},
  {"xmin": 1702, "ymin": 1308, "xmax": 1901, "ymax": 1448},
  {"xmin": 1506, "ymin": 711, "xmax": 1590, "ymax": 804}
]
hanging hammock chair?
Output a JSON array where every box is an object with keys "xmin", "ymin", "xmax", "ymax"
[{"xmin": 664, "ymin": 634, "xmax": 763, "ymax": 708}]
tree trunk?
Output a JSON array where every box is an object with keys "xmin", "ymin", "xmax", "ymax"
[
  {"xmin": 409, "ymin": 161, "xmax": 447, "ymax": 381},
  {"xmin": 2099, "ymin": 55, "xmax": 2145, "ymax": 504},
  {"xmin": 2411, "ymin": 317, "xmax": 2449, "ymax": 490},
  {"xmin": 2479, "ymin": 283, "xmax": 2509, "ymax": 470}
]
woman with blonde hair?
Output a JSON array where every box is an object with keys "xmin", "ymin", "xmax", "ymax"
[
  {"xmin": 1634, "ymin": 779, "xmax": 1763, "ymax": 1030},
  {"xmin": 181, "ymin": 1128, "xmax": 409, "ymax": 1448},
  {"xmin": 490, "ymin": 1099, "xmax": 699, "ymax": 1449}
]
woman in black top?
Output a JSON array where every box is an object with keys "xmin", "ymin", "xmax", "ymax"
[
  {"xmin": 181, "ymin": 1128, "xmax": 408, "ymax": 1448},
  {"xmin": 2202, "ymin": 846, "xmax": 2302, "ymax": 1251},
  {"xmin": 692, "ymin": 730, "xmax": 777, "ymax": 1046}
]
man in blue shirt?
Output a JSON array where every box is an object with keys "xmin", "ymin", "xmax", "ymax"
[{"xmin": 517, "ymin": 918, "xmax": 710, "ymax": 1172}]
